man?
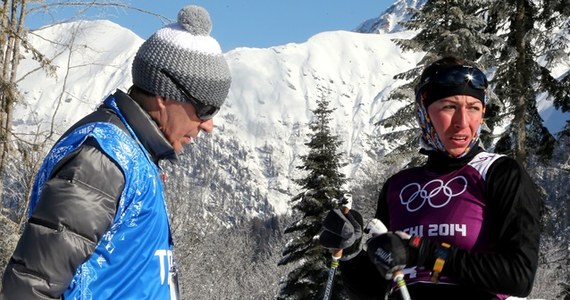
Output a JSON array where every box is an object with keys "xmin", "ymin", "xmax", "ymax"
[{"xmin": 1, "ymin": 5, "xmax": 231, "ymax": 299}]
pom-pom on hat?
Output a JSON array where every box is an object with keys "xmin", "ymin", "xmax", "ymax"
[{"xmin": 132, "ymin": 5, "xmax": 231, "ymax": 110}]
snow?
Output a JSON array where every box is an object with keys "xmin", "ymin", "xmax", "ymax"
[
  {"xmin": 13, "ymin": 9, "xmax": 570, "ymax": 218},
  {"xmin": 16, "ymin": 20, "xmax": 142, "ymax": 136}
]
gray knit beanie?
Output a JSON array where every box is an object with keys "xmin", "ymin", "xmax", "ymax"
[{"xmin": 132, "ymin": 5, "xmax": 231, "ymax": 108}]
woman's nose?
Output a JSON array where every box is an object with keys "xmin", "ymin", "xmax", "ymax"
[{"xmin": 453, "ymin": 108, "xmax": 469, "ymax": 128}]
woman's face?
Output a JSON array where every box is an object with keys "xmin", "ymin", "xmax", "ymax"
[{"xmin": 427, "ymin": 95, "xmax": 484, "ymax": 157}]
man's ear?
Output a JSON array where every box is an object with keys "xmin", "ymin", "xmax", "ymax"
[
  {"xmin": 133, "ymin": 92, "xmax": 162, "ymax": 111},
  {"xmin": 145, "ymin": 95, "xmax": 166, "ymax": 113}
]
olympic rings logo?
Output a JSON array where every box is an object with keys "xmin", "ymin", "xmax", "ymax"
[{"xmin": 399, "ymin": 176, "xmax": 468, "ymax": 212}]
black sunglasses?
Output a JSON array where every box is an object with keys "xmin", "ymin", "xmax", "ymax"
[
  {"xmin": 160, "ymin": 69, "xmax": 220, "ymax": 120},
  {"xmin": 418, "ymin": 65, "xmax": 488, "ymax": 92}
]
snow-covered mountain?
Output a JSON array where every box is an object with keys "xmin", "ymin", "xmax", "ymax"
[
  {"xmin": 355, "ymin": 0, "xmax": 425, "ymax": 34},
  {"xmin": 14, "ymin": 0, "xmax": 569, "ymax": 227}
]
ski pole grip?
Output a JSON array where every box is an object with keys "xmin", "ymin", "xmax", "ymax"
[
  {"xmin": 393, "ymin": 270, "xmax": 412, "ymax": 300},
  {"xmin": 331, "ymin": 206, "xmax": 351, "ymax": 259}
]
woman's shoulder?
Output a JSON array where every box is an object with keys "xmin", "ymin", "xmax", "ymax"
[
  {"xmin": 473, "ymin": 151, "xmax": 522, "ymax": 168},
  {"xmin": 469, "ymin": 151, "xmax": 506, "ymax": 167},
  {"xmin": 474, "ymin": 151, "xmax": 529, "ymax": 182}
]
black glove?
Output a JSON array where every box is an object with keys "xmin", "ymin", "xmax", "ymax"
[
  {"xmin": 366, "ymin": 232, "xmax": 410, "ymax": 279},
  {"xmin": 319, "ymin": 209, "xmax": 363, "ymax": 260}
]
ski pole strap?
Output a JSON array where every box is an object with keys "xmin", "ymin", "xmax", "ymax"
[{"xmin": 430, "ymin": 242, "xmax": 451, "ymax": 283}]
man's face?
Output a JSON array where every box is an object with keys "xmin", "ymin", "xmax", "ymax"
[{"xmin": 157, "ymin": 98, "xmax": 214, "ymax": 154}]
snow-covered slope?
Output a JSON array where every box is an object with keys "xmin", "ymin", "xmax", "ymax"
[
  {"xmin": 16, "ymin": 20, "xmax": 142, "ymax": 134},
  {"xmin": 13, "ymin": 2, "xmax": 570, "ymax": 225},
  {"xmin": 355, "ymin": 0, "xmax": 425, "ymax": 34},
  {"xmin": 219, "ymin": 29, "xmax": 424, "ymax": 215},
  {"xmin": 15, "ymin": 16, "xmax": 423, "ymax": 219}
]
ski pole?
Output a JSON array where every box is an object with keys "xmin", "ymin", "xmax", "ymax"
[
  {"xmin": 323, "ymin": 194, "xmax": 352, "ymax": 300},
  {"xmin": 322, "ymin": 250, "xmax": 341, "ymax": 300},
  {"xmin": 393, "ymin": 271, "xmax": 411, "ymax": 300}
]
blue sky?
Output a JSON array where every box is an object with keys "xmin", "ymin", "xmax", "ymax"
[{"xmin": 27, "ymin": 0, "xmax": 393, "ymax": 52}]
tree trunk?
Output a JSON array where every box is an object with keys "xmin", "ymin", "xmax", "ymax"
[
  {"xmin": 513, "ymin": 0, "xmax": 528, "ymax": 164},
  {"xmin": 0, "ymin": 0, "xmax": 27, "ymax": 206}
]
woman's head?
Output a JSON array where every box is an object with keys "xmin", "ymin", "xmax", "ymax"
[{"xmin": 415, "ymin": 56, "xmax": 488, "ymax": 157}]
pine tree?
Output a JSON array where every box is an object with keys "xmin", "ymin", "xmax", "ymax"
[
  {"xmin": 277, "ymin": 88, "xmax": 348, "ymax": 300},
  {"xmin": 484, "ymin": 0, "xmax": 562, "ymax": 163},
  {"xmin": 532, "ymin": 0, "xmax": 570, "ymax": 156}
]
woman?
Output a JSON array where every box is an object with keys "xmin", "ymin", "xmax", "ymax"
[{"xmin": 320, "ymin": 56, "xmax": 541, "ymax": 300}]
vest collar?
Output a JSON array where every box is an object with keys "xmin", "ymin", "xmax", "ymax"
[{"xmin": 110, "ymin": 89, "xmax": 177, "ymax": 163}]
